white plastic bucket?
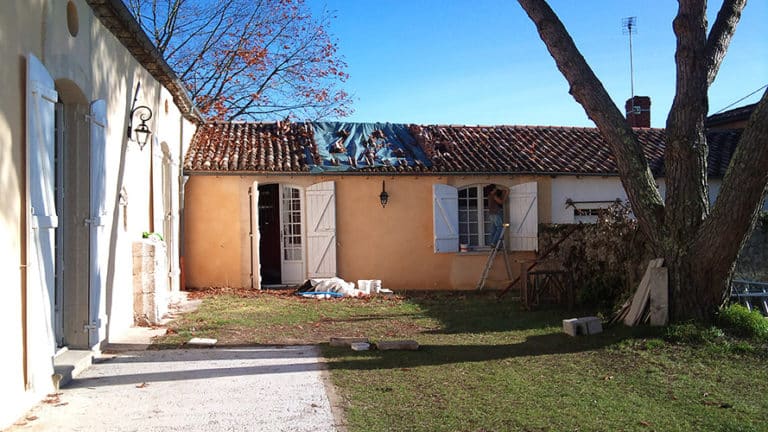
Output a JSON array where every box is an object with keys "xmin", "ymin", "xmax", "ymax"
[
  {"xmin": 357, "ymin": 280, "xmax": 371, "ymax": 294},
  {"xmin": 371, "ymin": 280, "xmax": 382, "ymax": 293}
]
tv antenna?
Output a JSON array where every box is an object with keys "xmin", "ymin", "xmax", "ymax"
[{"xmin": 622, "ymin": 17, "xmax": 638, "ymax": 103}]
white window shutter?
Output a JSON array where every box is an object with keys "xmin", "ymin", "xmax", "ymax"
[
  {"xmin": 88, "ymin": 99, "xmax": 108, "ymax": 347},
  {"xmin": 25, "ymin": 53, "xmax": 58, "ymax": 390},
  {"xmin": 433, "ymin": 184, "xmax": 459, "ymax": 253},
  {"xmin": 509, "ymin": 182, "xmax": 538, "ymax": 251},
  {"xmin": 250, "ymin": 181, "xmax": 261, "ymax": 289},
  {"xmin": 306, "ymin": 181, "xmax": 337, "ymax": 277}
]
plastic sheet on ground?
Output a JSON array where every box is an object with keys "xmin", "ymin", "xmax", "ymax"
[{"xmin": 296, "ymin": 277, "xmax": 366, "ymax": 298}]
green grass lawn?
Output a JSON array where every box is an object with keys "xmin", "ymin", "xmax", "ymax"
[{"xmin": 153, "ymin": 289, "xmax": 768, "ymax": 432}]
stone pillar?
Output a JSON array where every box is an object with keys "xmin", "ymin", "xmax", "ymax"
[{"xmin": 132, "ymin": 239, "xmax": 169, "ymax": 325}]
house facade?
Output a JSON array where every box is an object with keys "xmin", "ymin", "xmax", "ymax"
[
  {"xmin": 182, "ymin": 121, "xmax": 741, "ymax": 291},
  {"xmin": 1, "ymin": 0, "xmax": 198, "ymax": 427}
]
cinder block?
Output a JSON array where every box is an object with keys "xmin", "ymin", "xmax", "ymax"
[
  {"xmin": 562, "ymin": 318, "xmax": 583, "ymax": 336},
  {"xmin": 563, "ymin": 317, "xmax": 603, "ymax": 336},
  {"xmin": 376, "ymin": 340, "xmax": 419, "ymax": 351},
  {"xmin": 581, "ymin": 316, "xmax": 603, "ymax": 335},
  {"xmin": 329, "ymin": 337, "xmax": 370, "ymax": 347}
]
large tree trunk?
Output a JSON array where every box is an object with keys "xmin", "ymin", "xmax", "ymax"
[{"xmin": 518, "ymin": 0, "xmax": 768, "ymax": 322}]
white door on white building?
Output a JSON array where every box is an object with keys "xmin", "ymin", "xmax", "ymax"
[
  {"xmin": 280, "ymin": 185, "xmax": 305, "ymax": 284},
  {"xmin": 306, "ymin": 181, "xmax": 337, "ymax": 278}
]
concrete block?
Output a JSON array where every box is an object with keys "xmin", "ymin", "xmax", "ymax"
[
  {"xmin": 582, "ymin": 316, "xmax": 603, "ymax": 335},
  {"xmin": 329, "ymin": 337, "xmax": 370, "ymax": 347},
  {"xmin": 563, "ymin": 317, "xmax": 603, "ymax": 336},
  {"xmin": 562, "ymin": 318, "xmax": 582, "ymax": 336},
  {"xmin": 188, "ymin": 337, "xmax": 217, "ymax": 347},
  {"xmin": 376, "ymin": 340, "xmax": 419, "ymax": 351}
]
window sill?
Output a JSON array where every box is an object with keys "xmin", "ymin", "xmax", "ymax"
[{"xmin": 456, "ymin": 249, "xmax": 499, "ymax": 256}]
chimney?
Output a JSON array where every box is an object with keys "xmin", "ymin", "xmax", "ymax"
[{"xmin": 625, "ymin": 96, "xmax": 651, "ymax": 128}]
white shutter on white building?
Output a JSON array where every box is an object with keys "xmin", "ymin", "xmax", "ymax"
[
  {"xmin": 26, "ymin": 53, "xmax": 58, "ymax": 391},
  {"xmin": 306, "ymin": 181, "xmax": 337, "ymax": 278},
  {"xmin": 88, "ymin": 99, "xmax": 108, "ymax": 347},
  {"xmin": 433, "ymin": 184, "xmax": 459, "ymax": 253},
  {"xmin": 509, "ymin": 182, "xmax": 538, "ymax": 251}
]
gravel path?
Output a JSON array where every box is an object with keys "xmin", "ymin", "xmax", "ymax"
[{"xmin": 8, "ymin": 346, "xmax": 341, "ymax": 432}]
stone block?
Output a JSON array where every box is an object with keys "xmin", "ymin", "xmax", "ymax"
[
  {"xmin": 132, "ymin": 240, "xmax": 169, "ymax": 325},
  {"xmin": 563, "ymin": 316, "xmax": 603, "ymax": 336},
  {"xmin": 582, "ymin": 316, "xmax": 603, "ymax": 335},
  {"xmin": 376, "ymin": 340, "xmax": 419, "ymax": 350},
  {"xmin": 562, "ymin": 318, "xmax": 582, "ymax": 336},
  {"xmin": 329, "ymin": 337, "xmax": 370, "ymax": 347}
]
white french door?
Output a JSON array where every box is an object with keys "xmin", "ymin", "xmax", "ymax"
[{"xmin": 280, "ymin": 185, "xmax": 304, "ymax": 284}]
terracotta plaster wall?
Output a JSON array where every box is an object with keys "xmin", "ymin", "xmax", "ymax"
[
  {"xmin": 184, "ymin": 176, "xmax": 248, "ymax": 288},
  {"xmin": 183, "ymin": 174, "xmax": 550, "ymax": 290}
]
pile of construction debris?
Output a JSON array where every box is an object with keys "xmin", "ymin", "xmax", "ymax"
[{"xmin": 296, "ymin": 277, "xmax": 392, "ymax": 298}]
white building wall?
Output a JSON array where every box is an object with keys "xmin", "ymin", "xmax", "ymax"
[
  {"xmin": 0, "ymin": 1, "xmax": 196, "ymax": 427},
  {"xmin": 552, "ymin": 177, "xmax": 764, "ymax": 226},
  {"xmin": 550, "ymin": 176, "xmax": 632, "ymax": 223}
]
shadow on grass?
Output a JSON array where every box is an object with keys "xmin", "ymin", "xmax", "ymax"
[
  {"xmin": 406, "ymin": 292, "xmax": 593, "ymax": 334},
  {"xmin": 323, "ymin": 327, "xmax": 655, "ymax": 372}
]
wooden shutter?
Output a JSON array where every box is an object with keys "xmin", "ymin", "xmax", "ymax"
[
  {"xmin": 249, "ymin": 181, "xmax": 261, "ymax": 288},
  {"xmin": 306, "ymin": 181, "xmax": 337, "ymax": 278},
  {"xmin": 509, "ymin": 182, "xmax": 538, "ymax": 251},
  {"xmin": 88, "ymin": 99, "xmax": 108, "ymax": 347},
  {"xmin": 433, "ymin": 184, "xmax": 459, "ymax": 253},
  {"xmin": 26, "ymin": 53, "xmax": 58, "ymax": 390}
]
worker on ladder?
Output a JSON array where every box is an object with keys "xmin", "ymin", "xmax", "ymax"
[
  {"xmin": 486, "ymin": 184, "xmax": 508, "ymax": 245},
  {"xmin": 477, "ymin": 185, "xmax": 512, "ymax": 291}
]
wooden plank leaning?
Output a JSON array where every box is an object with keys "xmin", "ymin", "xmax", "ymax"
[{"xmin": 623, "ymin": 258, "xmax": 664, "ymax": 326}]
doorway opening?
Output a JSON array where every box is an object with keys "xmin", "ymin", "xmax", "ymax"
[
  {"xmin": 54, "ymin": 79, "xmax": 93, "ymax": 349},
  {"xmin": 258, "ymin": 184, "xmax": 280, "ymax": 284},
  {"xmin": 257, "ymin": 183, "xmax": 305, "ymax": 286}
]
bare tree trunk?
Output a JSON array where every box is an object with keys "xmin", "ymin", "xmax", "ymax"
[{"xmin": 517, "ymin": 0, "xmax": 767, "ymax": 322}]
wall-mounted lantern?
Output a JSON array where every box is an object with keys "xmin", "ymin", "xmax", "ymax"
[
  {"xmin": 380, "ymin": 180, "xmax": 389, "ymax": 208},
  {"xmin": 127, "ymin": 82, "xmax": 153, "ymax": 150}
]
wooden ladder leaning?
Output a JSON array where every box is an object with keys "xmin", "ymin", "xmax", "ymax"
[{"xmin": 476, "ymin": 224, "xmax": 513, "ymax": 291}]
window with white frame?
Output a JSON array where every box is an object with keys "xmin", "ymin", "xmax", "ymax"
[
  {"xmin": 458, "ymin": 185, "xmax": 494, "ymax": 248},
  {"xmin": 433, "ymin": 182, "xmax": 538, "ymax": 253}
]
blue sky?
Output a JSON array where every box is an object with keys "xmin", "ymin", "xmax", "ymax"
[{"xmin": 312, "ymin": 0, "xmax": 767, "ymax": 127}]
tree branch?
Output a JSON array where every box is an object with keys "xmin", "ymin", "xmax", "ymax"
[
  {"xmin": 705, "ymin": 0, "xmax": 747, "ymax": 86},
  {"xmin": 696, "ymin": 89, "xmax": 768, "ymax": 266},
  {"xmin": 663, "ymin": 0, "xmax": 710, "ymax": 245},
  {"xmin": 517, "ymin": 0, "xmax": 664, "ymax": 245}
]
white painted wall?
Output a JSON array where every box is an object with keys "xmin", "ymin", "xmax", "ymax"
[
  {"xmin": 552, "ymin": 177, "xmax": 765, "ymax": 226},
  {"xmin": 0, "ymin": 1, "xmax": 196, "ymax": 427},
  {"xmin": 550, "ymin": 176, "xmax": 631, "ymax": 223}
]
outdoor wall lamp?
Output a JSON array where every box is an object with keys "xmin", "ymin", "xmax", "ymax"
[
  {"xmin": 380, "ymin": 180, "xmax": 389, "ymax": 208},
  {"xmin": 127, "ymin": 82, "xmax": 153, "ymax": 150}
]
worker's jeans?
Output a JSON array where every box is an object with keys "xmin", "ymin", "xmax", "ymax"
[{"xmin": 489, "ymin": 213, "xmax": 503, "ymax": 246}]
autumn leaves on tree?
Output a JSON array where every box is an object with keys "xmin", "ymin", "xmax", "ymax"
[{"xmin": 128, "ymin": 0, "xmax": 351, "ymax": 120}]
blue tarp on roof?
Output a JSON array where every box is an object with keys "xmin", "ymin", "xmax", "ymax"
[{"xmin": 309, "ymin": 122, "xmax": 430, "ymax": 173}]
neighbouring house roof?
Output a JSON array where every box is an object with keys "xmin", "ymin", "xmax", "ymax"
[
  {"xmin": 183, "ymin": 121, "xmax": 742, "ymax": 177},
  {"xmin": 706, "ymin": 103, "xmax": 757, "ymax": 129},
  {"xmin": 85, "ymin": 0, "xmax": 202, "ymax": 123}
]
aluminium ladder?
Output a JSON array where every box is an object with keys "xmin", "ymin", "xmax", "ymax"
[{"xmin": 476, "ymin": 223, "xmax": 513, "ymax": 290}]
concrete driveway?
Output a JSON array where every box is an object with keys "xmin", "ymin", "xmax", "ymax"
[{"xmin": 8, "ymin": 346, "xmax": 342, "ymax": 432}]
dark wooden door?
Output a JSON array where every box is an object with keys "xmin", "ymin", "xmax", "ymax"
[{"xmin": 258, "ymin": 184, "xmax": 281, "ymax": 284}]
